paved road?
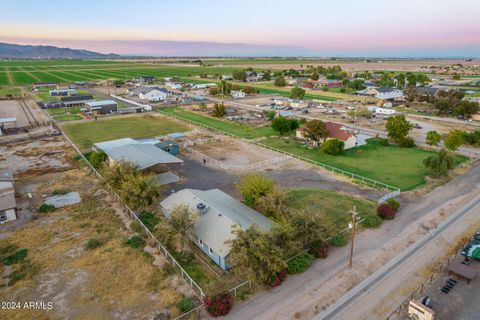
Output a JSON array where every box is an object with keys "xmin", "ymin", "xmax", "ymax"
[
  {"xmin": 225, "ymin": 161, "xmax": 480, "ymax": 320},
  {"xmin": 316, "ymin": 193, "xmax": 480, "ymax": 319}
]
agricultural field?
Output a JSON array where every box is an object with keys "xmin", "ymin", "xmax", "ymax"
[
  {"xmin": 62, "ymin": 114, "xmax": 191, "ymax": 149},
  {"xmin": 0, "ymin": 59, "xmax": 271, "ymax": 86},
  {"xmin": 160, "ymin": 107, "xmax": 277, "ymax": 139},
  {"xmin": 261, "ymin": 138, "xmax": 467, "ymax": 191},
  {"xmin": 0, "ymin": 86, "xmax": 22, "ymax": 97}
]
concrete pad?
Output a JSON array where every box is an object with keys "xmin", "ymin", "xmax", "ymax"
[{"xmin": 45, "ymin": 192, "xmax": 81, "ymax": 208}]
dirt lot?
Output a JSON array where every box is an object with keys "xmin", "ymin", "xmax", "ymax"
[
  {"xmin": 0, "ymin": 137, "xmax": 195, "ymax": 319},
  {"xmin": 218, "ymin": 59, "xmax": 480, "ymax": 73},
  {"xmin": 409, "ymin": 256, "xmax": 480, "ymax": 320},
  {"xmin": 178, "ymin": 143, "xmax": 385, "ymax": 201},
  {"xmin": 0, "ymin": 99, "xmax": 49, "ymax": 128},
  {"xmin": 190, "ymin": 137, "xmax": 281, "ymax": 167}
]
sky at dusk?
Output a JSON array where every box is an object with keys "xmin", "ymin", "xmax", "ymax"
[{"xmin": 1, "ymin": 0, "xmax": 479, "ymax": 57}]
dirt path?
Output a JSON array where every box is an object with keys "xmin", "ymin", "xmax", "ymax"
[
  {"xmin": 18, "ymin": 66, "xmax": 42, "ymax": 82},
  {"xmin": 225, "ymin": 161, "xmax": 480, "ymax": 320},
  {"xmin": 6, "ymin": 70, "xmax": 14, "ymax": 85},
  {"xmin": 40, "ymin": 70, "xmax": 71, "ymax": 83}
]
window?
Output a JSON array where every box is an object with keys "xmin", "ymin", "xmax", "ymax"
[
  {"xmin": 198, "ymin": 238, "xmax": 203, "ymax": 247},
  {"xmin": 209, "ymin": 247, "xmax": 214, "ymax": 255},
  {"xmin": 0, "ymin": 211, "xmax": 7, "ymax": 221}
]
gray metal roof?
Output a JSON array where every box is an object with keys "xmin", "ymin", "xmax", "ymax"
[
  {"xmin": 376, "ymin": 91, "xmax": 404, "ymax": 100},
  {"xmin": 93, "ymin": 138, "xmax": 137, "ymax": 152},
  {"xmin": 106, "ymin": 143, "xmax": 183, "ymax": 170},
  {"xmin": 86, "ymin": 100, "xmax": 117, "ymax": 107},
  {"xmin": 160, "ymin": 188, "xmax": 273, "ymax": 258},
  {"xmin": 129, "ymin": 86, "xmax": 168, "ymax": 95}
]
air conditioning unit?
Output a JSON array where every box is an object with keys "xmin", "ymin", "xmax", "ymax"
[{"xmin": 407, "ymin": 297, "xmax": 435, "ymax": 320}]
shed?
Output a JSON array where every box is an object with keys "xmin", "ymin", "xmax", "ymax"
[
  {"xmin": 86, "ymin": 100, "xmax": 118, "ymax": 115},
  {"xmin": 448, "ymin": 257, "xmax": 476, "ymax": 283},
  {"xmin": 155, "ymin": 140, "xmax": 180, "ymax": 155},
  {"xmin": 0, "ymin": 171, "xmax": 17, "ymax": 224}
]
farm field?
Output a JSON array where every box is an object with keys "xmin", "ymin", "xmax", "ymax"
[
  {"xmin": 0, "ymin": 59, "xmax": 272, "ymax": 86},
  {"xmin": 0, "ymin": 86, "xmax": 22, "ymax": 97},
  {"xmin": 160, "ymin": 107, "xmax": 277, "ymax": 139},
  {"xmin": 62, "ymin": 115, "xmax": 190, "ymax": 149},
  {"xmin": 261, "ymin": 138, "xmax": 467, "ymax": 191}
]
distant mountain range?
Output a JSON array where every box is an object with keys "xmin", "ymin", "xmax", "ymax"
[{"xmin": 0, "ymin": 42, "xmax": 120, "ymax": 59}]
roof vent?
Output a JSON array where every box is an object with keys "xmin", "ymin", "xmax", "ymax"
[{"xmin": 197, "ymin": 203, "xmax": 208, "ymax": 215}]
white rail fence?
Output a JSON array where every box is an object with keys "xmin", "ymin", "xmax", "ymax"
[
  {"xmin": 61, "ymin": 132, "xmax": 206, "ymax": 300},
  {"xmin": 186, "ymin": 146, "xmax": 291, "ymax": 172},
  {"xmin": 158, "ymin": 110, "xmax": 401, "ymax": 201}
]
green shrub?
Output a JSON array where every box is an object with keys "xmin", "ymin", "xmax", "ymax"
[
  {"xmin": 361, "ymin": 214, "xmax": 382, "ymax": 228},
  {"xmin": 386, "ymin": 198, "xmax": 401, "ymax": 211},
  {"xmin": 85, "ymin": 238, "xmax": 102, "ymax": 250},
  {"xmin": 287, "ymin": 253, "xmax": 315, "ymax": 274},
  {"xmin": 138, "ymin": 212, "xmax": 160, "ymax": 231},
  {"xmin": 3, "ymin": 249, "xmax": 28, "ymax": 265},
  {"xmin": 125, "ymin": 236, "xmax": 145, "ymax": 249},
  {"xmin": 379, "ymin": 138, "xmax": 389, "ymax": 146},
  {"xmin": 178, "ymin": 297, "xmax": 194, "ymax": 313},
  {"xmin": 322, "ymin": 139, "xmax": 345, "ymax": 155},
  {"xmin": 38, "ymin": 203, "xmax": 56, "ymax": 213},
  {"xmin": 329, "ymin": 234, "xmax": 347, "ymax": 247},
  {"xmin": 52, "ymin": 189, "xmax": 69, "ymax": 195},
  {"xmin": 399, "ymin": 137, "xmax": 415, "ymax": 148},
  {"xmin": 88, "ymin": 151, "xmax": 107, "ymax": 169}
]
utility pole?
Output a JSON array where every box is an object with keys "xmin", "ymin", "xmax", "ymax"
[{"xmin": 348, "ymin": 205, "xmax": 359, "ymax": 269}]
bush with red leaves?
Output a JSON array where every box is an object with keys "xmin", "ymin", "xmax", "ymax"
[
  {"xmin": 269, "ymin": 268, "xmax": 288, "ymax": 288},
  {"xmin": 377, "ymin": 203, "xmax": 397, "ymax": 220},
  {"xmin": 204, "ymin": 292, "xmax": 233, "ymax": 317}
]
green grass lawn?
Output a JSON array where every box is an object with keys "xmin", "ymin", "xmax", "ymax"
[
  {"xmin": 53, "ymin": 114, "xmax": 83, "ymax": 122},
  {"xmin": 261, "ymin": 138, "xmax": 466, "ymax": 191},
  {"xmin": 48, "ymin": 107, "xmax": 81, "ymax": 115},
  {"xmin": 63, "ymin": 115, "xmax": 190, "ymax": 149},
  {"xmin": 286, "ymin": 188, "xmax": 377, "ymax": 229},
  {"xmin": 160, "ymin": 107, "xmax": 277, "ymax": 139}
]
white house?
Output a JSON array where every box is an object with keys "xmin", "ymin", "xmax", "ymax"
[
  {"xmin": 296, "ymin": 122, "xmax": 358, "ymax": 149},
  {"xmin": 231, "ymin": 90, "xmax": 246, "ymax": 98},
  {"xmin": 192, "ymin": 83, "xmax": 217, "ymax": 90},
  {"xmin": 375, "ymin": 107, "xmax": 397, "ymax": 117},
  {"xmin": 165, "ymin": 82, "xmax": 182, "ymax": 90},
  {"xmin": 128, "ymin": 86, "xmax": 168, "ymax": 102},
  {"xmin": 0, "ymin": 172, "xmax": 17, "ymax": 224},
  {"xmin": 160, "ymin": 188, "xmax": 273, "ymax": 270}
]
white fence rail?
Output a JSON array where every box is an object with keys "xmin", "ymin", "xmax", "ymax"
[
  {"xmin": 186, "ymin": 146, "xmax": 291, "ymax": 172},
  {"xmin": 61, "ymin": 132, "xmax": 206, "ymax": 300},
  {"xmin": 159, "ymin": 110, "xmax": 401, "ymax": 197}
]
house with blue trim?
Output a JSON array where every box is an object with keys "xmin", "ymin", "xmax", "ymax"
[{"xmin": 160, "ymin": 188, "xmax": 273, "ymax": 271}]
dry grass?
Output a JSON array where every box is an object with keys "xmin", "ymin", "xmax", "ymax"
[{"xmin": 0, "ymin": 169, "xmax": 185, "ymax": 319}]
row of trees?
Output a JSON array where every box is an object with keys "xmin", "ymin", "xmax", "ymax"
[
  {"xmin": 433, "ymin": 90, "xmax": 479, "ymax": 119},
  {"xmin": 209, "ymin": 80, "xmax": 257, "ymax": 97}
]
